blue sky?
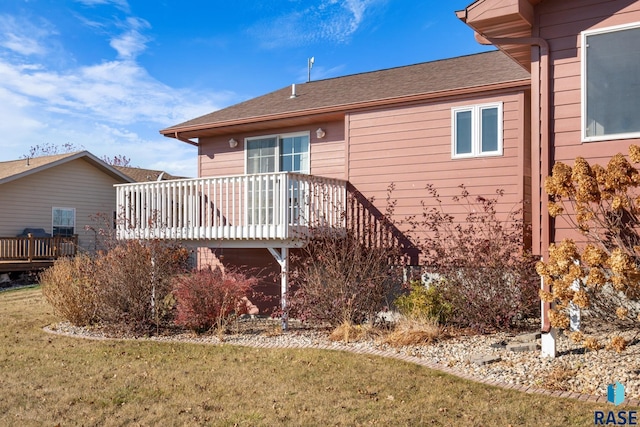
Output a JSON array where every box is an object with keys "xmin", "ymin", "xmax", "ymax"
[{"xmin": 0, "ymin": 0, "xmax": 492, "ymax": 177}]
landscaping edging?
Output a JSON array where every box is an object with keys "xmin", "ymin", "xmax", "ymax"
[{"xmin": 44, "ymin": 322, "xmax": 640, "ymax": 407}]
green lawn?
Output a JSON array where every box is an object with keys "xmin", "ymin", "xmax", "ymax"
[{"xmin": 0, "ymin": 287, "xmax": 620, "ymax": 426}]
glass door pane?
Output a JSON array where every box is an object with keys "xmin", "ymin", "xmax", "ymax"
[
  {"xmin": 280, "ymin": 135, "xmax": 309, "ymax": 224},
  {"xmin": 247, "ymin": 138, "xmax": 277, "ymax": 225}
]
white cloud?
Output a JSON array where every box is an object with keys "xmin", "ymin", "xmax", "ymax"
[
  {"xmin": 110, "ymin": 17, "xmax": 150, "ymax": 59},
  {"xmin": 0, "ymin": 87, "xmax": 46, "ymax": 141},
  {"xmin": 74, "ymin": 0, "xmax": 130, "ymax": 13},
  {"xmin": 0, "ymin": 15, "xmax": 55, "ymax": 56},
  {"xmin": 0, "ymin": 11, "xmax": 231, "ymax": 177},
  {"xmin": 251, "ymin": 0, "xmax": 385, "ymax": 48},
  {"xmin": 0, "ymin": 52, "xmax": 228, "ymax": 128}
]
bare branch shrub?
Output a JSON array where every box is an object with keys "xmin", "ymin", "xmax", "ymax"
[
  {"xmin": 92, "ymin": 240, "xmax": 190, "ymax": 332},
  {"xmin": 406, "ymin": 184, "xmax": 539, "ymax": 332},
  {"xmin": 40, "ymin": 254, "xmax": 97, "ymax": 326},
  {"xmin": 538, "ymin": 146, "xmax": 640, "ymax": 347},
  {"xmin": 22, "ymin": 142, "xmax": 84, "ymax": 159},
  {"xmin": 288, "ymin": 228, "xmax": 403, "ymax": 327},
  {"xmin": 173, "ymin": 266, "xmax": 260, "ymax": 335}
]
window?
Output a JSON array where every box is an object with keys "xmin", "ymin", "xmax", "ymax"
[
  {"xmin": 583, "ymin": 23, "xmax": 640, "ymax": 141},
  {"xmin": 52, "ymin": 207, "xmax": 75, "ymax": 237},
  {"xmin": 245, "ymin": 132, "xmax": 309, "ymax": 174},
  {"xmin": 452, "ymin": 103, "xmax": 503, "ymax": 158}
]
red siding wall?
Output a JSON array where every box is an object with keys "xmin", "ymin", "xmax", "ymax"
[
  {"xmin": 346, "ymin": 90, "xmax": 531, "ymax": 247},
  {"xmin": 194, "ymin": 89, "xmax": 530, "ymax": 274},
  {"xmin": 198, "ymin": 120, "xmax": 345, "ymax": 179},
  {"xmin": 536, "ymin": 0, "xmax": 640, "ymax": 243}
]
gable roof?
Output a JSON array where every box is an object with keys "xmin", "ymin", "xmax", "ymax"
[
  {"xmin": 114, "ymin": 166, "xmax": 188, "ymax": 182},
  {"xmin": 161, "ymin": 50, "xmax": 530, "ymax": 142},
  {"xmin": 0, "ymin": 151, "xmax": 134, "ymax": 185}
]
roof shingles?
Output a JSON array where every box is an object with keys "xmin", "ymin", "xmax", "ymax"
[
  {"xmin": 162, "ymin": 51, "xmax": 530, "ymax": 133},
  {"xmin": 0, "ymin": 152, "xmax": 82, "ymax": 182}
]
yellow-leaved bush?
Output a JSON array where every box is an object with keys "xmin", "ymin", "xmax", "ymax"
[{"xmin": 538, "ymin": 145, "xmax": 640, "ymax": 352}]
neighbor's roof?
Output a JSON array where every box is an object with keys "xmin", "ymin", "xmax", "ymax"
[
  {"xmin": 114, "ymin": 166, "xmax": 188, "ymax": 182},
  {"xmin": 162, "ymin": 50, "xmax": 530, "ymax": 138},
  {"xmin": 0, "ymin": 151, "xmax": 134, "ymax": 185}
]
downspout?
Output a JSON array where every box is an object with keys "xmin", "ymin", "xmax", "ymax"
[{"xmin": 475, "ymin": 35, "xmax": 552, "ymax": 333}]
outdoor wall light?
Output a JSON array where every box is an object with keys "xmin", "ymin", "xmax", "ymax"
[
  {"xmin": 316, "ymin": 128, "xmax": 326, "ymax": 139},
  {"xmin": 228, "ymin": 138, "xmax": 238, "ymax": 148}
]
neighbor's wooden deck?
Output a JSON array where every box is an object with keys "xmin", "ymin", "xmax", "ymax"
[{"xmin": 0, "ymin": 234, "xmax": 78, "ymax": 272}]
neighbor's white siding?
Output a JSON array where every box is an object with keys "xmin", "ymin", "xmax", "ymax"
[{"xmin": 0, "ymin": 158, "xmax": 121, "ymax": 251}]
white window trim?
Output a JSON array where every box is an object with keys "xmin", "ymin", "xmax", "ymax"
[
  {"xmin": 451, "ymin": 102, "xmax": 503, "ymax": 159},
  {"xmin": 51, "ymin": 207, "xmax": 76, "ymax": 236},
  {"xmin": 244, "ymin": 131, "xmax": 311, "ymax": 174},
  {"xmin": 581, "ymin": 21, "xmax": 640, "ymax": 143}
]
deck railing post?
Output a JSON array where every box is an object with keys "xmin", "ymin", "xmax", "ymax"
[{"xmin": 27, "ymin": 233, "xmax": 34, "ymax": 262}]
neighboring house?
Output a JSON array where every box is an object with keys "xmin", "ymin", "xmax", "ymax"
[
  {"xmin": 115, "ymin": 50, "xmax": 531, "ymax": 309},
  {"xmin": 458, "ymin": 0, "xmax": 640, "ymax": 355},
  {"xmin": 0, "ymin": 151, "xmax": 133, "ymax": 264},
  {"xmin": 114, "ymin": 165, "xmax": 187, "ymax": 182}
]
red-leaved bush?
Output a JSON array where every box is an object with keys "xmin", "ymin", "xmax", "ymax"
[{"xmin": 173, "ymin": 267, "xmax": 259, "ymax": 333}]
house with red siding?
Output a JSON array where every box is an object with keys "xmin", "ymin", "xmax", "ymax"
[
  {"xmin": 458, "ymin": 0, "xmax": 640, "ymax": 355},
  {"xmin": 115, "ymin": 50, "xmax": 531, "ymax": 312}
]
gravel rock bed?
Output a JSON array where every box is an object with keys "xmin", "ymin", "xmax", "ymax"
[{"xmin": 46, "ymin": 319, "xmax": 640, "ymax": 402}]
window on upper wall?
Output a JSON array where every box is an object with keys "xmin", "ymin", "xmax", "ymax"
[
  {"xmin": 451, "ymin": 103, "xmax": 503, "ymax": 158},
  {"xmin": 245, "ymin": 132, "xmax": 310, "ymax": 174},
  {"xmin": 52, "ymin": 207, "xmax": 75, "ymax": 237},
  {"xmin": 583, "ymin": 23, "xmax": 640, "ymax": 141}
]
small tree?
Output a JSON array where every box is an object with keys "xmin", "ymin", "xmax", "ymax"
[{"xmin": 538, "ymin": 146, "xmax": 640, "ymax": 351}]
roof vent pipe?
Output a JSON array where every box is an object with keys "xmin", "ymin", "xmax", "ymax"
[{"xmin": 290, "ymin": 83, "xmax": 297, "ymax": 98}]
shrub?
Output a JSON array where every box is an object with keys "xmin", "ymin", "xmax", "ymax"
[
  {"xmin": 406, "ymin": 185, "xmax": 540, "ymax": 332},
  {"xmin": 91, "ymin": 240, "xmax": 190, "ymax": 332},
  {"xmin": 173, "ymin": 266, "xmax": 259, "ymax": 334},
  {"xmin": 288, "ymin": 229, "xmax": 403, "ymax": 327},
  {"xmin": 393, "ymin": 280, "xmax": 452, "ymax": 324},
  {"xmin": 41, "ymin": 254, "xmax": 97, "ymax": 326},
  {"xmin": 538, "ymin": 146, "xmax": 640, "ymax": 348}
]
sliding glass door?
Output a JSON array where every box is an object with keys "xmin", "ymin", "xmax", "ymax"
[{"xmin": 246, "ymin": 133, "xmax": 309, "ymax": 225}]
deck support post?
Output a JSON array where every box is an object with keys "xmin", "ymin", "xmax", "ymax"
[{"xmin": 267, "ymin": 247, "xmax": 289, "ymax": 331}]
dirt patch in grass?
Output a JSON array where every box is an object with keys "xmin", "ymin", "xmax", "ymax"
[{"xmin": 0, "ymin": 288, "xmax": 618, "ymax": 426}]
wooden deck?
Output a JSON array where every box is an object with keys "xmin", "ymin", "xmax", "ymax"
[{"xmin": 0, "ymin": 234, "xmax": 78, "ymax": 272}]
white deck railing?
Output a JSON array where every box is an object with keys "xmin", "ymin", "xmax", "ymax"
[{"xmin": 115, "ymin": 172, "xmax": 347, "ymax": 242}]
